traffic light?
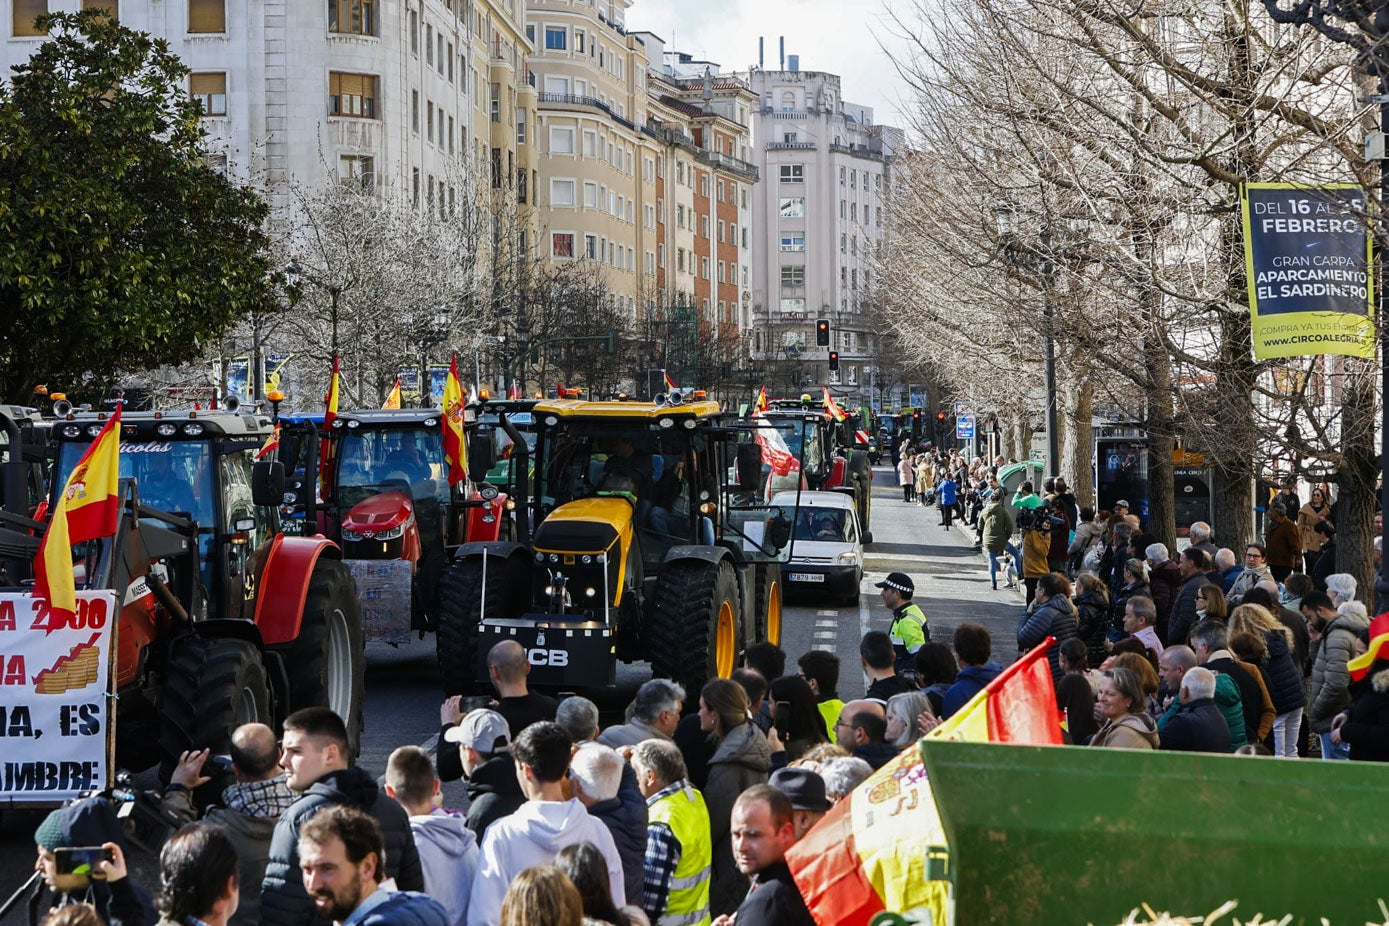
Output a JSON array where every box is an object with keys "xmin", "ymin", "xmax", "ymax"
[
  {"xmin": 911, "ymin": 409, "xmax": 922, "ymax": 440},
  {"xmin": 815, "ymin": 318, "xmax": 830, "ymax": 346},
  {"xmin": 828, "ymin": 351, "xmax": 840, "ymax": 371}
]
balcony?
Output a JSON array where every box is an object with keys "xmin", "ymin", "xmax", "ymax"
[
  {"xmin": 537, "ymin": 92, "xmax": 635, "ymax": 131},
  {"xmin": 829, "ymin": 142, "xmax": 885, "ymax": 162},
  {"xmin": 767, "ymin": 141, "xmax": 815, "ymax": 150},
  {"xmin": 699, "ymin": 150, "xmax": 759, "ymax": 182}
]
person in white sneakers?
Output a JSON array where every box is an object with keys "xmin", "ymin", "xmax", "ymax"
[{"xmin": 466, "ymin": 722, "xmax": 625, "ymax": 926}]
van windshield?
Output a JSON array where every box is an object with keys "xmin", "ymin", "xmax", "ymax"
[{"xmin": 795, "ymin": 508, "xmax": 850, "ymax": 542}]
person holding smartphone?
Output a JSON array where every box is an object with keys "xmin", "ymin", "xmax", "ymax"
[{"xmin": 33, "ymin": 795, "xmax": 156, "ymax": 926}]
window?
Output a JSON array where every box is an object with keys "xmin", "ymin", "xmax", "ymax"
[
  {"xmin": 329, "ymin": 0, "xmax": 375, "ymax": 35},
  {"xmin": 13, "ymin": 0, "xmax": 48, "ymax": 34},
  {"xmin": 411, "ymin": 90, "xmax": 419, "ymax": 131},
  {"xmin": 779, "ymin": 164, "xmax": 803, "ymax": 183},
  {"xmin": 550, "ymin": 179, "xmax": 575, "ymax": 206},
  {"xmin": 427, "ymin": 101, "xmax": 434, "ymax": 142},
  {"xmin": 490, "ymin": 83, "xmax": 500, "ymax": 122},
  {"xmin": 448, "ymin": 43, "xmax": 454, "ymax": 81},
  {"xmin": 839, "ymin": 166, "xmax": 846, "ymax": 185},
  {"xmin": 517, "ymin": 169, "xmax": 528, "ymax": 203},
  {"xmin": 781, "ymin": 266, "xmax": 805, "ymax": 288},
  {"xmin": 583, "ymin": 182, "xmax": 599, "ymax": 208},
  {"xmin": 783, "ymin": 132, "xmax": 797, "ymax": 144},
  {"xmin": 840, "ymin": 233, "xmax": 846, "ymax": 254},
  {"xmin": 677, "ymin": 248, "xmax": 686, "ymax": 272},
  {"xmin": 585, "ymin": 234, "xmax": 598, "ymax": 260},
  {"xmin": 658, "ymin": 244, "xmax": 666, "ymax": 268},
  {"xmin": 840, "ymin": 199, "xmax": 846, "ymax": 219},
  {"xmin": 718, "ymin": 220, "xmax": 726, "ymax": 242},
  {"xmin": 339, "ymin": 155, "xmax": 375, "ymax": 190},
  {"xmin": 780, "ymin": 235, "xmax": 805, "ymax": 252},
  {"xmin": 426, "ymin": 24, "xmax": 433, "ymax": 63},
  {"xmin": 437, "ymin": 35, "xmax": 445, "ymax": 74},
  {"xmin": 329, "ymin": 72, "xmax": 378, "ymax": 118},
  {"xmin": 525, "ymin": 24, "xmax": 534, "ymax": 42},
  {"xmin": 410, "ymin": 9, "xmax": 418, "ymax": 52},
  {"xmin": 549, "ymin": 126, "xmax": 574, "ymax": 154},
  {"xmin": 552, "ymin": 233, "xmax": 575, "ymax": 257},
  {"xmin": 82, "ymin": 0, "xmax": 118, "ymax": 18},
  {"xmin": 449, "ymin": 115, "xmax": 455, "ymax": 152},
  {"xmin": 780, "ymin": 90, "xmax": 794, "ymax": 111},
  {"xmin": 850, "ymin": 170, "xmax": 856, "ymax": 190},
  {"xmin": 412, "ymin": 167, "xmax": 420, "ymax": 207},
  {"xmin": 188, "ymin": 0, "xmax": 225, "ymax": 32},
  {"xmin": 718, "ymin": 261, "xmax": 726, "ymax": 283},
  {"xmin": 700, "ymin": 175, "xmax": 709, "ymax": 197},
  {"xmin": 779, "ymin": 297, "xmax": 806, "ymax": 313},
  {"xmin": 851, "ymin": 203, "xmax": 858, "ymax": 222},
  {"xmin": 779, "ymin": 197, "xmax": 804, "ymax": 218},
  {"xmin": 700, "ymin": 216, "xmax": 709, "ymax": 238},
  {"xmin": 575, "ymin": 29, "xmax": 585, "ymax": 52},
  {"xmin": 189, "ymin": 72, "xmax": 227, "ymax": 116},
  {"xmin": 676, "ymin": 204, "xmax": 685, "ymax": 228},
  {"xmin": 701, "ymin": 257, "xmax": 709, "ymax": 279},
  {"xmin": 544, "ymin": 26, "xmax": 566, "ymax": 49}
]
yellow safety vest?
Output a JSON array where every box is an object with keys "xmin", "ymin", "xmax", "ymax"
[
  {"xmin": 817, "ymin": 698, "xmax": 845, "ymax": 738},
  {"xmin": 648, "ymin": 784, "xmax": 713, "ymax": 926}
]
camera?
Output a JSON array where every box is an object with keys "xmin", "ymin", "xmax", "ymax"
[{"xmin": 53, "ymin": 846, "xmax": 114, "ymax": 878}]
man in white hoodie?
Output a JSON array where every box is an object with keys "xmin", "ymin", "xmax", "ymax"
[
  {"xmin": 385, "ymin": 745, "xmax": 477, "ymax": 926},
  {"xmin": 466, "ymin": 722, "xmax": 625, "ymax": 926}
]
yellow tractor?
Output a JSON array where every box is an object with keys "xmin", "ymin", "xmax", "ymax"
[{"xmin": 435, "ymin": 396, "xmax": 799, "ymax": 696}]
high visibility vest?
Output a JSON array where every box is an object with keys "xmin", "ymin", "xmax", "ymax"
[
  {"xmin": 817, "ymin": 698, "xmax": 845, "ymax": 738},
  {"xmin": 648, "ymin": 784, "xmax": 713, "ymax": 926}
]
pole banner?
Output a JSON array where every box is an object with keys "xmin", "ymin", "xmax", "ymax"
[{"xmin": 1241, "ymin": 182, "xmax": 1374, "ymax": 360}]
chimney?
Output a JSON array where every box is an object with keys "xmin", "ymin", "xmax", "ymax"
[
  {"xmin": 779, "ymin": 36, "xmax": 785, "ymax": 70},
  {"xmin": 759, "ymin": 37, "xmax": 764, "ymax": 68},
  {"xmin": 788, "ymin": 54, "xmax": 799, "ymax": 72}
]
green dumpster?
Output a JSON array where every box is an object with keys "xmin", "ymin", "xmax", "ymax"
[{"xmin": 921, "ymin": 740, "xmax": 1389, "ymax": 924}]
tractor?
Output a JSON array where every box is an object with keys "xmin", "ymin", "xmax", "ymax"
[
  {"xmin": 432, "ymin": 395, "xmax": 802, "ymax": 697},
  {"xmin": 0, "ymin": 405, "xmax": 366, "ymax": 801},
  {"xmin": 759, "ymin": 397, "xmax": 874, "ymax": 543},
  {"xmin": 276, "ymin": 407, "xmax": 512, "ymax": 644}
]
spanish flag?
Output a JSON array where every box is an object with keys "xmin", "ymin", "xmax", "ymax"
[
  {"xmin": 1348, "ymin": 611, "xmax": 1389, "ymax": 682},
  {"xmin": 382, "ymin": 377, "xmax": 402, "ymax": 410},
  {"xmin": 319, "ymin": 355, "xmax": 341, "ymax": 496},
  {"xmin": 786, "ymin": 638, "xmax": 1061, "ymax": 924},
  {"xmin": 822, "ymin": 387, "xmax": 848, "ymax": 423},
  {"xmin": 442, "ymin": 355, "xmax": 468, "ymax": 486},
  {"xmin": 664, "ymin": 372, "xmax": 678, "ymax": 392},
  {"xmin": 255, "ymin": 422, "xmax": 281, "ymax": 461},
  {"xmin": 753, "ymin": 385, "xmax": 769, "ymax": 416},
  {"xmin": 34, "ymin": 404, "xmax": 123, "ymax": 626}
]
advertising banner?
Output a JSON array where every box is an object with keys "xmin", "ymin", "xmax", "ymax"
[
  {"xmin": 909, "ymin": 385, "xmax": 928, "ymax": 409},
  {"xmin": 1241, "ymin": 183, "xmax": 1374, "ymax": 360},
  {"xmin": 0, "ymin": 592, "xmax": 117, "ymax": 803},
  {"xmin": 427, "ymin": 365, "xmax": 449, "ymax": 407},
  {"xmin": 226, "ymin": 356, "xmax": 251, "ymax": 403},
  {"xmin": 265, "ymin": 352, "xmax": 294, "ymax": 397}
]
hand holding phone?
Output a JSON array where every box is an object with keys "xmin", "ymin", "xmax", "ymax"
[{"xmin": 53, "ymin": 846, "xmax": 114, "ymax": 879}]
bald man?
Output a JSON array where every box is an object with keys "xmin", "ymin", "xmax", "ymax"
[
  {"xmin": 834, "ymin": 700, "xmax": 896, "ymax": 770},
  {"xmin": 487, "ymin": 640, "xmax": 558, "ymax": 738},
  {"xmin": 160, "ymin": 723, "xmax": 296, "ymax": 926}
]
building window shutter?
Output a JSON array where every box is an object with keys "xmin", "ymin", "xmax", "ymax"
[{"xmin": 188, "ymin": 0, "xmax": 225, "ymax": 32}]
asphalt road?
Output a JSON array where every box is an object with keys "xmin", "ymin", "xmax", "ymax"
[{"xmin": 0, "ymin": 465, "xmax": 1026, "ymax": 910}]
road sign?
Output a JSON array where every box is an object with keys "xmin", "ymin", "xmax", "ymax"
[
  {"xmin": 953, "ymin": 402, "xmax": 970, "ymax": 417},
  {"xmin": 956, "ymin": 416, "xmax": 976, "ymax": 440}
]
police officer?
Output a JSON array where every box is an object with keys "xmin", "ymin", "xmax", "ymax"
[{"xmin": 875, "ymin": 572, "xmax": 929, "ymax": 676}]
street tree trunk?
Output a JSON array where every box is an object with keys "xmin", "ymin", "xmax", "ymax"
[{"xmin": 1063, "ymin": 377, "xmax": 1095, "ymax": 508}]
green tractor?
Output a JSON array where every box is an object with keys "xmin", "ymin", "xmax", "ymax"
[{"xmin": 433, "ymin": 396, "xmax": 801, "ymax": 697}]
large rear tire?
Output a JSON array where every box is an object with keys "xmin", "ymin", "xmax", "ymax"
[
  {"xmin": 753, "ymin": 563, "xmax": 782, "ymax": 647},
  {"xmin": 649, "ymin": 559, "xmax": 740, "ymax": 696},
  {"xmin": 159, "ymin": 635, "xmax": 271, "ymax": 797},
  {"xmin": 436, "ymin": 555, "xmax": 527, "ymax": 695},
  {"xmin": 288, "ymin": 559, "xmax": 366, "ymax": 758}
]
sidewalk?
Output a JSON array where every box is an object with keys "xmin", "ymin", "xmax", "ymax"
[{"xmin": 866, "ymin": 469, "xmax": 1024, "ymax": 666}]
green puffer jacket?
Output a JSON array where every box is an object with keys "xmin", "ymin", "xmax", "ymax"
[{"xmin": 981, "ymin": 498, "xmax": 1014, "ymax": 554}]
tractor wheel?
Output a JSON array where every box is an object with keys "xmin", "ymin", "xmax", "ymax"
[
  {"xmin": 753, "ymin": 563, "xmax": 783, "ymax": 647},
  {"xmin": 436, "ymin": 556, "xmax": 497, "ymax": 695},
  {"xmin": 649, "ymin": 558, "xmax": 740, "ymax": 696},
  {"xmin": 287, "ymin": 559, "xmax": 366, "ymax": 758},
  {"xmin": 159, "ymin": 635, "xmax": 271, "ymax": 801}
]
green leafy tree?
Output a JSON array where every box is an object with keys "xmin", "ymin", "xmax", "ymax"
[{"xmin": 0, "ymin": 10, "xmax": 275, "ymax": 404}]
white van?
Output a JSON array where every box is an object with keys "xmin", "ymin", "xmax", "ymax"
[{"xmin": 770, "ymin": 490, "xmax": 864, "ymax": 604}]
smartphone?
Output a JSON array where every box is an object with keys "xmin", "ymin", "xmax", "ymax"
[{"xmin": 53, "ymin": 846, "xmax": 113, "ymax": 878}]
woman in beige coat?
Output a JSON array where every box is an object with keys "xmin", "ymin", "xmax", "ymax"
[{"xmin": 1090, "ymin": 667, "xmax": 1159, "ymax": 749}]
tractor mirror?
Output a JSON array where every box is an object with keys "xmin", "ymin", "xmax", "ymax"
[
  {"xmin": 251, "ymin": 460, "xmax": 285, "ymax": 508},
  {"xmin": 736, "ymin": 442, "xmax": 762, "ymax": 489},
  {"xmin": 765, "ymin": 506, "xmax": 793, "ymax": 552},
  {"xmin": 469, "ymin": 427, "xmax": 497, "ymax": 472}
]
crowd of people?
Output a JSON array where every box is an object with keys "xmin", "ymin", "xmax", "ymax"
[{"xmin": 32, "ymin": 621, "xmax": 987, "ymax": 926}]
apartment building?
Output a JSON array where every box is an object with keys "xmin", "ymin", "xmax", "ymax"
[
  {"xmin": 737, "ymin": 60, "xmax": 902, "ymax": 405},
  {"xmin": 5, "ymin": 0, "xmax": 535, "ymax": 224}
]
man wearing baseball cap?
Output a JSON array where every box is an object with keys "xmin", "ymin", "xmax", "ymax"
[
  {"xmin": 768, "ymin": 767, "xmax": 832, "ymax": 840},
  {"xmin": 443, "ymin": 709, "xmax": 525, "ymax": 839},
  {"xmin": 875, "ymin": 572, "xmax": 929, "ymax": 676}
]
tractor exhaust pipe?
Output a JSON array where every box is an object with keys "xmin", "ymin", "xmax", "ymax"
[{"xmin": 498, "ymin": 412, "xmax": 531, "ymax": 543}]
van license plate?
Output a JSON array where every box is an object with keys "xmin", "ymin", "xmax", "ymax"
[{"xmin": 788, "ymin": 573, "xmax": 824, "ymax": 583}]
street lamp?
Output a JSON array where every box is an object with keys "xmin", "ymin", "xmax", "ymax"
[{"xmin": 993, "ymin": 205, "xmax": 1089, "ymax": 480}]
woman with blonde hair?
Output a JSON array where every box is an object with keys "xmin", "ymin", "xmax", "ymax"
[
  {"xmin": 1230, "ymin": 603, "xmax": 1306, "ymax": 757},
  {"xmin": 885, "ymin": 691, "xmax": 933, "ymax": 748},
  {"xmin": 501, "ymin": 865, "xmax": 584, "ymax": 926}
]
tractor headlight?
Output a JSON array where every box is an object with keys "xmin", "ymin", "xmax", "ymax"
[
  {"xmin": 182, "ymin": 422, "xmax": 205, "ymax": 436},
  {"xmin": 535, "ymin": 551, "xmax": 546, "ymax": 563},
  {"xmin": 597, "ymin": 552, "xmax": 607, "ymax": 563},
  {"xmin": 549, "ymin": 554, "xmax": 560, "ymax": 563},
  {"xmin": 61, "ymin": 425, "xmax": 81, "ymax": 438},
  {"xmin": 374, "ymin": 524, "xmax": 405, "ymax": 541},
  {"xmin": 342, "ymin": 529, "xmax": 363, "ymax": 542},
  {"xmin": 658, "ymin": 417, "xmax": 675, "ymax": 429},
  {"xmin": 155, "ymin": 423, "xmax": 177, "ymax": 437},
  {"xmin": 585, "ymin": 587, "xmax": 597, "ymax": 597}
]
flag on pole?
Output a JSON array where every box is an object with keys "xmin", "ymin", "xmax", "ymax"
[
  {"xmin": 508, "ymin": 382, "xmax": 522, "ymax": 399},
  {"xmin": 664, "ymin": 372, "xmax": 678, "ymax": 391},
  {"xmin": 442, "ymin": 355, "xmax": 468, "ymax": 487},
  {"xmin": 34, "ymin": 404, "xmax": 123, "ymax": 628},
  {"xmin": 754, "ymin": 386, "xmax": 769, "ymax": 416},
  {"xmin": 255, "ymin": 422, "xmax": 281, "ymax": 460},
  {"xmin": 382, "ymin": 377, "xmax": 402, "ymax": 410},
  {"xmin": 786, "ymin": 638, "xmax": 1061, "ymax": 925},
  {"xmin": 823, "ymin": 387, "xmax": 848, "ymax": 423},
  {"xmin": 319, "ymin": 355, "xmax": 341, "ymax": 496}
]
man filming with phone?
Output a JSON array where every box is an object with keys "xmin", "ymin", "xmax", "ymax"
[{"xmin": 32, "ymin": 795, "xmax": 156, "ymax": 925}]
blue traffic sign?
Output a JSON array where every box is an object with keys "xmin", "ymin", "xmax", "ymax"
[{"xmin": 956, "ymin": 416, "xmax": 976, "ymax": 440}]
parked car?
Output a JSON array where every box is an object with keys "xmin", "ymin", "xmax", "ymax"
[{"xmin": 770, "ymin": 490, "xmax": 864, "ymax": 604}]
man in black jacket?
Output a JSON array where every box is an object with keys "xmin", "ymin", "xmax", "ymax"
[
  {"xmin": 571, "ymin": 741, "xmax": 648, "ymax": 905},
  {"xmin": 712, "ymin": 786, "xmax": 814, "ymax": 926},
  {"xmin": 259, "ymin": 707, "xmax": 423, "ymax": 926},
  {"xmin": 441, "ymin": 708, "xmax": 526, "ymax": 839},
  {"xmin": 1158, "ymin": 666, "xmax": 1232, "ymax": 753},
  {"xmin": 1168, "ymin": 548, "xmax": 1210, "ymax": 648},
  {"xmin": 1190, "ymin": 620, "xmax": 1264, "ymax": 747}
]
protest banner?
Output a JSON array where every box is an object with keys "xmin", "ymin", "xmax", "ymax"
[
  {"xmin": 0, "ymin": 591, "xmax": 117, "ymax": 803},
  {"xmin": 1241, "ymin": 182, "xmax": 1375, "ymax": 360}
]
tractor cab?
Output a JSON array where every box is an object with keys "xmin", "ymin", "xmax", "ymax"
[
  {"xmin": 472, "ymin": 399, "xmax": 537, "ymax": 494},
  {"xmin": 757, "ymin": 396, "xmax": 873, "ymax": 542}
]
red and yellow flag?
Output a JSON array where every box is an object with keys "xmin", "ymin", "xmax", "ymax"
[
  {"xmin": 319, "ymin": 355, "xmax": 341, "ymax": 496},
  {"xmin": 786, "ymin": 638, "xmax": 1061, "ymax": 925},
  {"xmin": 753, "ymin": 386, "xmax": 769, "ymax": 416},
  {"xmin": 255, "ymin": 422, "xmax": 281, "ymax": 461},
  {"xmin": 823, "ymin": 387, "xmax": 848, "ymax": 423},
  {"xmin": 664, "ymin": 372, "xmax": 678, "ymax": 391},
  {"xmin": 34, "ymin": 404, "xmax": 123, "ymax": 625},
  {"xmin": 442, "ymin": 355, "xmax": 468, "ymax": 486},
  {"xmin": 382, "ymin": 377, "xmax": 402, "ymax": 410}
]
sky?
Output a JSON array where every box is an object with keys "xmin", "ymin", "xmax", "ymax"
[{"xmin": 626, "ymin": 0, "xmax": 919, "ymax": 130}]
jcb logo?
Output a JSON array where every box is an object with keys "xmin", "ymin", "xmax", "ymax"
[{"xmin": 527, "ymin": 649, "xmax": 569, "ymax": 667}]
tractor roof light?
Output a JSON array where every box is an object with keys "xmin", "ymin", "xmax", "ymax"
[
  {"xmin": 182, "ymin": 422, "xmax": 205, "ymax": 436},
  {"xmin": 682, "ymin": 419, "xmax": 697, "ymax": 430},
  {"xmin": 155, "ymin": 423, "xmax": 177, "ymax": 437},
  {"xmin": 85, "ymin": 424, "xmax": 104, "ymax": 437},
  {"xmin": 346, "ymin": 419, "xmax": 360, "ymax": 428},
  {"xmin": 61, "ymin": 424, "xmax": 81, "ymax": 438}
]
